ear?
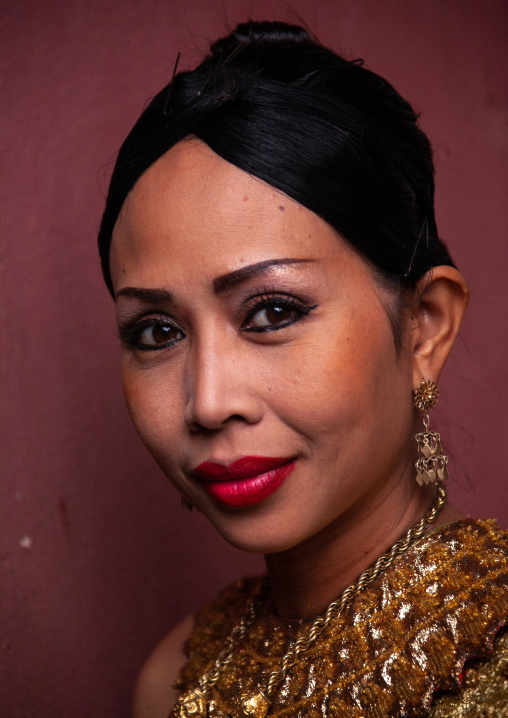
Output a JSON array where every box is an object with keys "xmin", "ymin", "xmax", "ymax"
[{"xmin": 409, "ymin": 266, "xmax": 469, "ymax": 388}]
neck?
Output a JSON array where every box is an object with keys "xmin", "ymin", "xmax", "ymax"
[{"xmin": 264, "ymin": 480, "xmax": 460, "ymax": 619}]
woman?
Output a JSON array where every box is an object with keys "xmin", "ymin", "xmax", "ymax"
[{"xmin": 98, "ymin": 21, "xmax": 508, "ymax": 718}]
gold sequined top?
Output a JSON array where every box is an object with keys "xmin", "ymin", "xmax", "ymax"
[{"xmin": 173, "ymin": 520, "xmax": 508, "ymax": 717}]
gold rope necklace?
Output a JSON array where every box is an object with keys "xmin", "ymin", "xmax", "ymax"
[{"xmin": 173, "ymin": 482, "xmax": 447, "ymax": 718}]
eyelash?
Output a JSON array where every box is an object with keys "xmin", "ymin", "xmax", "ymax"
[
  {"xmin": 241, "ymin": 291, "xmax": 317, "ymax": 333},
  {"xmin": 118, "ymin": 292, "xmax": 317, "ymax": 351},
  {"xmin": 118, "ymin": 315, "xmax": 185, "ymax": 352}
]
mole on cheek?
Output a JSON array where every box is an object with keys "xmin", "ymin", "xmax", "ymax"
[{"xmin": 278, "ymin": 205, "xmax": 285, "ymax": 212}]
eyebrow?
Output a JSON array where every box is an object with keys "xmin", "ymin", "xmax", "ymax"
[
  {"xmin": 213, "ymin": 258, "xmax": 314, "ymax": 293},
  {"xmin": 115, "ymin": 287, "xmax": 173, "ymax": 302},
  {"xmin": 115, "ymin": 258, "xmax": 314, "ymax": 303}
]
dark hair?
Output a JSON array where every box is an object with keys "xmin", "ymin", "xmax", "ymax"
[{"xmin": 98, "ymin": 20, "xmax": 455, "ymax": 309}]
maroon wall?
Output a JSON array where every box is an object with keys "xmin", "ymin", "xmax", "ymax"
[{"xmin": 1, "ymin": 1, "xmax": 507, "ymax": 715}]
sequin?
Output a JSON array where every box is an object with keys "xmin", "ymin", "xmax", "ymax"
[{"xmin": 172, "ymin": 520, "xmax": 508, "ymax": 717}]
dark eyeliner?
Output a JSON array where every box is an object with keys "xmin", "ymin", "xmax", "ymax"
[
  {"xmin": 241, "ymin": 291, "xmax": 318, "ymax": 333},
  {"xmin": 117, "ymin": 315, "xmax": 185, "ymax": 351}
]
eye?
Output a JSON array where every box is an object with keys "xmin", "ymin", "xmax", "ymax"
[
  {"xmin": 137, "ymin": 322, "xmax": 183, "ymax": 347},
  {"xmin": 242, "ymin": 294, "xmax": 317, "ymax": 333},
  {"xmin": 244, "ymin": 304, "xmax": 298, "ymax": 330},
  {"xmin": 118, "ymin": 317, "xmax": 185, "ymax": 351}
]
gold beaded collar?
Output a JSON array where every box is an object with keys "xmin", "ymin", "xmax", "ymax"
[{"xmin": 173, "ymin": 485, "xmax": 447, "ymax": 717}]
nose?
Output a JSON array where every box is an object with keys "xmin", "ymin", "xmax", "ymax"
[{"xmin": 183, "ymin": 336, "xmax": 264, "ymax": 432}]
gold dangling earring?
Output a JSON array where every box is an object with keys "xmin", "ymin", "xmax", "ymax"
[{"xmin": 413, "ymin": 379, "xmax": 448, "ymax": 486}]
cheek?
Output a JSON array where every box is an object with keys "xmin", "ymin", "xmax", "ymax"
[
  {"xmin": 121, "ymin": 362, "xmax": 184, "ymax": 466},
  {"xmin": 270, "ymin": 317, "xmax": 409, "ymax": 447}
]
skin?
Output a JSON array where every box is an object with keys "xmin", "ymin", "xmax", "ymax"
[{"xmin": 109, "ymin": 138, "xmax": 469, "ymax": 718}]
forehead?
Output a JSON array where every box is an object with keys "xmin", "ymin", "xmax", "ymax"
[
  {"xmin": 113, "ymin": 138, "xmax": 324, "ymax": 239},
  {"xmin": 110, "ymin": 138, "xmax": 349, "ymax": 290}
]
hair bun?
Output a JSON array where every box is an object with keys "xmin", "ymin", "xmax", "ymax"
[{"xmin": 209, "ymin": 20, "xmax": 313, "ymax": 59}]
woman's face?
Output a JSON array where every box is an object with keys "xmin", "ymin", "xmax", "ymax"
[{"xmin": 110, "ymin": 139, "xmax": 416, "ymax": 553}]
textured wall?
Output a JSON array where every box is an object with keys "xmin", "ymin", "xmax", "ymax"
[{"xmin": 1, "ymin": 1, "xmax": 507, "ymax": 715}]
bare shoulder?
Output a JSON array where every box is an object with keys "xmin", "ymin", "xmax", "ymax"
[{"xmin": 133, "ymin": 614, "xmax": 194, "ymax": 718}]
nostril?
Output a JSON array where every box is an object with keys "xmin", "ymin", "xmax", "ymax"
[
  {"xmin": 184, "ymin": 388, "xmax": 264, "ymax": 431},
  {"xmin": 184, "ymin": 346, "xmax": 264, "ymax": 430},
  {"xmin": 185, "ymin": 408, "xmax": 256, "ymax": 433}
]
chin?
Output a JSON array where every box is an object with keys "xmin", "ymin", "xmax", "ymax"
[{"xmin": 203, "ymin": 507, "xmax": 309, "ymax": 555}]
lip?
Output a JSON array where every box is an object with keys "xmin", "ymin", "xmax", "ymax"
[{"xmin": 193, "ymin": 456, "xmax": 295, "ymax": 507}]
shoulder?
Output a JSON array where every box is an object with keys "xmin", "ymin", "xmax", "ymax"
[
  {"xmin": 430, "ymin": 628, "xmax": 508, "ymax": 716},
  {"xmin": 406, "ymin": 517, "xmax": 508, "ymax": 580},
  {"xmin": 132, "ymin": 577, "xmax": 262, "ymax": 718},
  {"xmin": 176, "ymin": 577, "xmax": 263, "ymax": 689},
  {"xmin": 132, "ymin": 614, "xmax": 194, "ymax": 718},
  {"xmin": 392, "ymin": 518, "xmax": 508, "ymax": 634}
]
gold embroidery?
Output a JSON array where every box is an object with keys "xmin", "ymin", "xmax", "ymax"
[
  {"xmin": 173, "ymin": 520, "xmax": 508, "ymax": 717},
  {"xmin": 430, "ymin": 630, "xmax": 508, "ymax": 717}
]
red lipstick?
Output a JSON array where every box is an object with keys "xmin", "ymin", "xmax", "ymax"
[{"xmin": 193, "ymin": 456, "xmax": 295, "ymax": 508}]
